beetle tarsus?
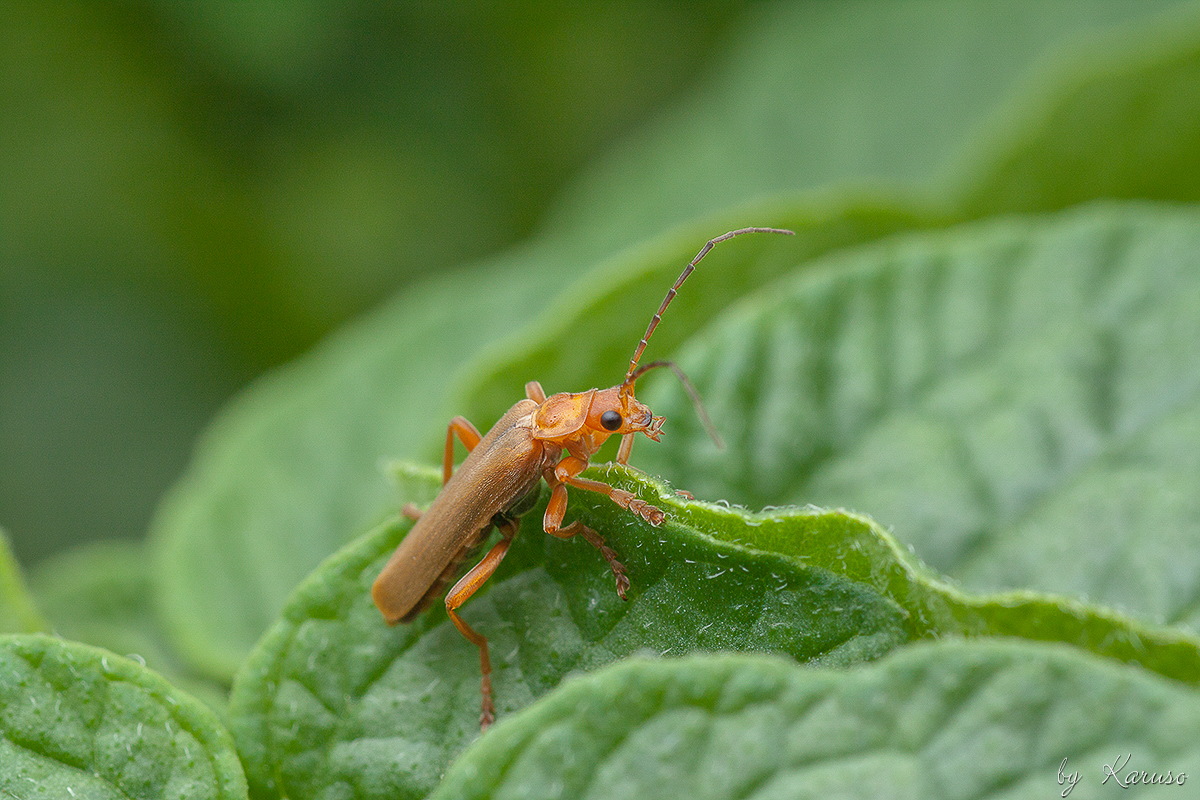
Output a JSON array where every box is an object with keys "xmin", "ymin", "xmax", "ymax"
[
  {"xmin": 594, "ymin": 540, "xmax": 629, "ymax": 600},
  {"xmin": 628, "ymin": 498, "xmax": 665, "ymax": 526},
  {"xmin": 609, "ymin": 554, "xmax": 631, "ymax": 601},
  {"xmin": 479, "ymin": 675, "xmax": 495, "ymax": 731},
  {"xmin": 571, "ymin": 525, "xmax": 630, "ymax": 600}
]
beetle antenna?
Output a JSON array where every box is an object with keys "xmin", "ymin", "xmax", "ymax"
[
  {"xmin": 628, "ymin": 360, "xmax": 724, "ymax": 449},
  {"xmin": 622, "ymin": 226, "xmax": 794, "ymax": 390}
]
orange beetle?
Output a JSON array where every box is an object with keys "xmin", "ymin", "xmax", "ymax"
[{"xmin": 372, "ymin": 227, "xmax": 794, "ymax": 728}]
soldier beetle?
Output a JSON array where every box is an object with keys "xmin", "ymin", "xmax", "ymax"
[{"xmin": 371, "ymin": 226, "xmax": 794, "ymax": 728}]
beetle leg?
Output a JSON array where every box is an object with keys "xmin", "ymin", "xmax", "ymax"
[
  {"xmin": 616, "ymin": 432, "xmax": 635, "ymax": 464},
  {"xmin": 444, "ymin": 416, "xmax": 483, "ymax": 484},
  {"xmin": 525, "ymin": 381, "xmax": 546, "ymax": 403},
  {"xmin": 553, "ymin": 456, "xmax": 665, "ymax": 526},
  {"xmin": 444, "ymin": 518, "xmax": 517, "ymax": 731},
  {"xmin": 401, "ymin": 503, "xmax": 423, "ymax": 520},
  {"xmin": 543, "ymin": 471, "xmax": 630, "ymax": 600},
  {"xmin": 548, "ymin": 519, "xmax": 630, "ymax": 600}
]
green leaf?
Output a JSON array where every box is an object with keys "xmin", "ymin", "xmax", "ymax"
[
  {"xmin": 29, "ymin": 541, "xmax": 228, "ymax": 714},
  {"xmin": 227, "ymin": 468, "xmax": 911, "ymax": 800},
  {"xmin": 226, "ymin": 463, "xmax": 1199, "ymax": 800},
  {"xmin": 147, "ymin": 0, "xmax": 1200, "ymax": 689},
  {"xmin": 0, "ymin": 634, "xmax": 246, "ymax": 799},
  {"xmin": 639, "ymin": 203, "xmax": 1200, "ymax": 631},
  {"xmin": 433, "ymin": 641, "xmax": 1200, "ymax": 800},
  {"xmin": 0, "ymin": 527, "xmax": 45, "ymax": 634},
  {"xmin": 651, "ymin": 469, "xmax": 1200, "ymax": 684},
  {"xmin": 149, "ymin": 199, "xmax": 929, "ymax": 684}
]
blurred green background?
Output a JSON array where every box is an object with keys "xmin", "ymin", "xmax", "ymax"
[{"xmin": 0, "ymin": 1, "xmax": 739, "ymax": 567}]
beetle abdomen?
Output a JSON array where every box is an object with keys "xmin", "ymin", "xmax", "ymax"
[
  {"xmin": 396, "ymin": 525, "xmax": 490, "ymax": 623},
  {"xmin": 372, "ymin": 400, "xmax": 553, "ymax": 623}
]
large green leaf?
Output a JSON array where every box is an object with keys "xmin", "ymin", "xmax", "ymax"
[
  {"xmin": 640, "ymin": 203, "xmax": 1200, "ymax": 631},
  {"xmin": 149, "ymin": 201, "xmax": 926, "ymax": 683},
  {"xmin": 228, "ymin": 468, "xmax": 909, "ymax": 800},
  {"xmin": 0, "ymin": 634, "xmax": 246, "ymax": 799},
  {"xmin": 226, "ymin": 464, "xmax": 1199, "ymax": 800},
  {"xmin": 149, "ymin": 0, "xmax": 1200, "ymax": 688},
  {"xmin": 0, "ymin": 527, "xmax": 45, "ymax": 635},
  {"xmin": 434, "ymin": 642, "xmax": 1200, "ymax": 800}
]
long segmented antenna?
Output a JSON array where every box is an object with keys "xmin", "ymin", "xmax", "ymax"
[{"xmin": 620, "ymin": 226, "xmax": 795, "ymax": 393}]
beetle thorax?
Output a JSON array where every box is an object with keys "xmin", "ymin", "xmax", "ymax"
[{"xmin": 531, "ymin": 389, "xmax": 596, "ymax": 441}]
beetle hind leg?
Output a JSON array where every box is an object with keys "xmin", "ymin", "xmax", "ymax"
[{"xmin": 444, "ymin": 517, "xmax": 519, "ymax": 730}]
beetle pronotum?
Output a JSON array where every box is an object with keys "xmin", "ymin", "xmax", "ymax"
[{"xmin": 372, "ymin": 226, "xmax": 795, "ymax": 728}]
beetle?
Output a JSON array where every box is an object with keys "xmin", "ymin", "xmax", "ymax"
[{"xmin": 371, "ymin": 226, "xmax": 794, "ymax": 728}]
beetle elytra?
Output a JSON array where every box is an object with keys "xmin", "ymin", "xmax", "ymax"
[{"xmin": 371, "ymin": 226, "xmax": 795, "ymax": 728}]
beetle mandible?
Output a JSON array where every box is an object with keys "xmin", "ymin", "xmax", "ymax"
[{"xmin": 371, "ymin": 226, "xmax": 795, "ymax": 729}]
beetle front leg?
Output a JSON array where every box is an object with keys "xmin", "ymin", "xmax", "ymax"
[
  {"xmin": 553, "ymin": 456, "xmax": 665, "ymax": 525},
  {"xmin": 616, "ymin": 432, "xmax": 634, "ymax": 464},
  {"xmin": 444, "ymin": 517, "xmax": 518, "ymax": 731},
  {"xmin": 443, "ymin": 416, "xmax": 483, "ymax": 484}
]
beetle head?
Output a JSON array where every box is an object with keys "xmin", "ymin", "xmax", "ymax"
[{"xmin": 588, "ymin": 385, "xmax": 664, "ymax": 441}]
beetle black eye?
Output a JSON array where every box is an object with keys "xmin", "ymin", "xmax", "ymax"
[{"xmin": 600, "ymin": 410, "xmax": 622, "ymax": 431}]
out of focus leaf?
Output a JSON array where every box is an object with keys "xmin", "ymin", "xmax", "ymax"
[
  {"xmin": 0, "ymin": 527, "xmax": 45, "ymax": 634},
  {"xmin": 29, "ymin": 541, "xmax": 228, "ymax": 713},
  {"xmin": 0, "ymin": 634, "xmax": 246, "ymax": 799}
]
